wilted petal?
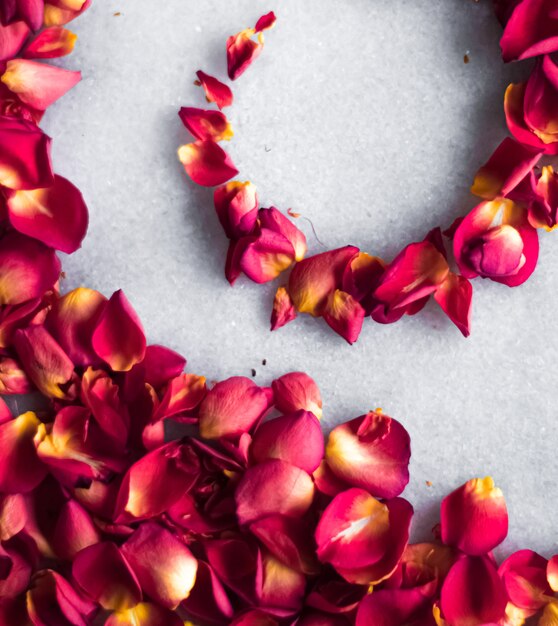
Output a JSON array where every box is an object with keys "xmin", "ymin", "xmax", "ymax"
[
  {"xmin": 195, "ymin": 69, "xmax": 233, "ymax": 109},
  {"xmin": 115, "ymin": 440, "xmax": 199, "ymax": 521},
  {"xmin": 23, "ymin": 26, "xmax": 77, "ymax": 58},
  {"xmin": 440, "ymin": 555, "xmax": 508, "ymax": 626},
  {"xmin": 251, "ymin": 410, "xmax": 324, "ymax": 473},
  {"xmin": 499, "ymin": 549, "xmax": 550, "ymax": 613},
  {"xmin": 0, "ymin": 21, "xmax": 29, "ymax": 61},
  {"xmin": 46, "ymin": 287, "xmax": 106, "ymax": 367},
  {"xmin": 271, "ymin": 371, "xmax": 322, "ymax": 419},
  {"xmin": 259, "ymin": 207, "xmax": 307, "ymax": 262},
  {"xmin": 0, "ymin": 493, "xmax": 27, "ymax": 540},
  {"xmin": 548, "ymin": 555, "xmax": 558, "ymax": 592},
  {"xmin": 1, "ymin": 59, "xmax": 81, "ymax": 110},
  {"xmin": 0, "ymin": 232, "xmax": 60, "ymax": 306},
  {"xmin": 0, "ymin": 541, "xmax": 32, "ymax": 598},
  {"xmin": 471, "ymin": 138, "xmax": 542, "ymax": 200},
  {"xmin": 240, "ymin": 228, "xmax": 296, "ymax": 283},
  {"xmin": 179, "ymin": 106, "xmax": 233, "ymax": 142},
  {"xmin": 7, "ymin": 175, "xmax": 88, "ymax": 253},
  {"xmin": 141, "ymin": 344, "xmax": 186, "ymax": 389},
  {"xmin": 270, "ymin": 286, "xmax": 297, "ymax": 331},
  {"xmin": 0, "ymin": 355, "xmax": 32, "ymax": 394},
  {"xmin": 121, "ymin": 523, "xmax": 197, "ymax": 609},
  {"xmin": 199, "ymin": 376, "xmax": 272, "ymax": 439},
  {"xmin": 178, "ymin": 140, "xmax": 238, "ymax": 187},
  {"xmin": 105, "ymin": 603, "xmax": 183, "ymax": 626},
  {"xmin": 326, "ymin": 411, "xmax": 411, "ymax": 499},
  {"xmin": 433, "ymin": 273, "xmax": 473, "ymax": 337},
  {"xmin": 0, "ymin": 411, "xmax": 46, "ymax": 492},
  {"xmin": 453, "ymin": 198, "xmax": 539, "ymax": 287},
  {"xmin": 43, "ymin": 0, "xmax": 92, "ymax": 27},
  {"xmin": 441, "ymin": 477, "xmax": 508, "ymax": 555},
  {"xmin": 227, "ymin": 28, "xmax": 262, "ymax": 80},
  {"xmin": 235, "ymin": 459, "xmax": 314, "ymax": 525},
  {"xmin": 214, "ymin": 180, "xmax": 259, "ymax": 238},
  {"xmin": 315, "ymin": 488, "xmax": 413, "ymax": 585},
  {"xmin": 0, "ymin": 115, "xmax": 53, "ymax": 189},
  {"xmin": 27, "ymin": 570, "xmax": 94, "ymax": 626},
  {"xmin": 92, "ymin": 289, "xmax": 146, "ymax": 372},
  {"xmin": 342, "ymin": 251, "xmax": 386, "ymax": 305},
  {"xmin": 500, "ymin": 0, "xmax": 558, "ymax": 61},
  {"xmin": 322, "ymin": 289, "xmax": 365, "ymax": 344},
  {"xmin": 287, "ymin": 246, "xmax": 359, "ymax": 317},
  {"xmin": 73, "ymin": 542, "xmax": 141, "ymax": 612}
]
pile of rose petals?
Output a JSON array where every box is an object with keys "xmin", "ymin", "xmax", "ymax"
[{"xmin": 178, "ymin": 2, "xmax": 558, "ymax": 343}]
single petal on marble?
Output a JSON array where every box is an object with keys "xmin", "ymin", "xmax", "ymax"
[
  {"xmin": 326, "ymin": 411, "xmax": 411, "ymax": 499},
  {"xmin": 0, "ymin": 20, "xmax": 30, "ymax": 61},
  {"xmin": 7, "ymin": 175, "xmax": 88, "ymax": 253},
  {"xmin": 0, "ymin": 232, "xmax": 60, "ymax": 306},
  {"xmin": 195, "ymin": 69, "xmax": 233, "ymax": 109},
  {"xmin": 0, "ymin": 411, "xmax": 46, "ymax": 493},
  {"xmin": 471, "ymin": 137, "xmax": 543, "ymax": 200},
  {"xmin": 13, "ymin": 325, "xmax": 75, "ymax": 399},
  {"xmin": 251, "ymin": 410, "xmax": 324, "ymax": 473},
  {"xmin": 121, "ymin": 522, "xmax": 197, "ymax": 609},
  {"xmin": 271, "ymin": 371, "xmax": 322, "ymax": 419},
  {"xmin": 198, "ymin": 376, "xmax": 272, "ymax": 439},
  {"xmin": 433, "ymin": 272, "xmax": 473, "ymax": 337},
  {"xmin": 227, "ymin": 28, "xmax": 263, "ymax": 80},
  {"xmin": 92, "ymin": 289, "xmax": 146, "ymax": 372},
  {"xmin": 441, "ymin": 477, "xmax": 508, "ymax": 555},
  {"xmin": 270, "ymin": 286, "xmax": 297, "ymax": 331},
  {"xmin": 1, "ymin": 59, "xmax": 81, "ymax": 110},
  {"xmin": 72, "ymin": 542, "xmax": 142, "ymax": 612},
  {"xmin": 440, "ymin": 555, "xmax": 508, "ymax": 626},
  {"xmin": 179, "ymin": 106, "xmax": 233, "ymax": 142},
  {"xmin": 214, "ymin": 180, "xmax": 259, "ymax": 238},
  {"xmin": 46, "ymin": 287, "xmax": 107, "ymax": 367},
  {"xmin": 23, "ymin": 26, "xmax": 77, "ymax": 58},
  {"xmin": 255, "ymin": 11, "xmax": 277, "ymax": 32},
  {"xmin": 235, "ymin": 459, "xmax": 314, "ymax": 525},
  {"xmin": 178, "ymin": 140, "xmax": 239, "ymax": 186}
]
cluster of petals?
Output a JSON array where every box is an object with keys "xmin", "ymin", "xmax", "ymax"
[{"xmin": 178, "ymin": 5, "xmax": 558, "ymax": 342}]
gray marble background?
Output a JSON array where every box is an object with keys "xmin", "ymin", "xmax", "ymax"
[{"xmin": 42, "ymin": 0, "xmax": 558, "ymax": 554}]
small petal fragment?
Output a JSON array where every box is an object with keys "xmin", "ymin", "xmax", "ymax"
[
  {"xmin": 24, "ymin": 26, "xmax": 77, "ymax": 58},
  {"xmin": 195, "ymin": 69, "xmax": 233, "ymax": 109},
  {"xmin": 270, "ymin": 286, "xmax": 297, "ymax": 331},
  {"xmin": 433, "ymin": 273, "xmax": 473, "ymax": 337},
  {"xmin": 227, "ymin": 28, "xmax": 262, "ymax": 81}
]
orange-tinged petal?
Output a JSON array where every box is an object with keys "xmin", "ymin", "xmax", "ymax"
[
  {"xmin": 179, "ymin": 106, "xmax": 233, "ymax": 142},
  {"xmin": 105, "ymin": 602, "xmax": 184, "ymax": 626},
  {"xmin": 91, "ymin": 289, "xmax": 146, "ymax": 372},
  {"xmin": 46, "ymin": 287, "xmax": 107, "ymax": 367},
  {"xmin": 326, "ymin": 411, "xmax": 411, "ymax": 499},
  {"xmin": 270, "ymin": 286, "xmax": 297, "ymax": 331},
  {"xmin": 121, "ymin": 523, "xmax": 197, "ymax": 609},
  {"xmin": 547, "ymin": 555, "xmax": 558, "ymax": 591},
  {"xmin": 195, "ymin": 69, "xmax": 233, "ymax": 109},
  {"xmin": 214, "ymin": 180, "xmax": 259, "ymax": 238},
  {"xmin": 240, "ymin": 228, "xmax": 296, "ymax": 283},
  {"xmin": 23, "ymin": 26, "xmax": 77, "ymax": 58},
  {"xmin": 43, "ymin": 0, "xmax": 91, "ymax": 27},
  {"xmin": 0, "ymin": 411, "xmax": 46, "ymax": 493},
  {"xmin": 13, "ymin": 325, "xmax": 75, "ymax": 399},
  {"xmin": 0, "ymin": 493, "xmax": 27, "ymax": 540},
  {"xmin": 440, "ymin": 477, "xmax": 508, "ymax": 555},
  {"xmin": 227, "ymin": 28, "xmax": 262, "ymax": 80},
  {"xmin": 178, "ymin": 140, "xmax": 239, "ymax": 187},
  {"xmin": 0, "ymin": 232, "xmax": 60, "ymax": 306},
  {"xmin": 1, "ymin": 59, "xmax": 81, "ymax": 110},
  {"xmin": 235, "ymin": 459, "xmax": 315, "ymax": 525},
  {"xmin": 323, "ymin": 289, "xmax": 365, "ymax": 344},
  {"xmin": 271, "ymin": 371, "xmax": 322, "ymax": 419},
  {"xmin": 7, "ymin": 174, "xmax": 88, "ymax": 253},
  {"xmin": 433, "ymin": 272, "xmax": 473, "ymax": 337},
  {"xmin": 259, "ymin": 550, "xmax": 306, "ymax": 614}
]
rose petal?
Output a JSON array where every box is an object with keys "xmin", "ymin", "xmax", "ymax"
[
  {"xmin": 43, "ymin": 0, "xmax": 92, "ymax": 27},
  {"xmin": 214, "ymin": 180, "xmax": 259, "ymax": 238},
  {"xmin": 227, "ymin": 28, "xmax": 263, "ymax": 81},
  {"xmin": 92, "ymin": 289, "xmax": 146, "ymax": 372},
  {"xmin": 0, "ymin": 20, "xmax": 29, "ymax": 61},
  {"xmin": 195, "ymin": 69, "xmax": 233, "ymax": 109},
  {"xmin": 499, "ymin": 549, "xmax": 550, "ymax": 612},
  {"xmin": 179, "ymin": 106, "xmax": 233, "ymax": 142},
  {"xmin": 235, "ymin": 459, "xmax": 315, "ymax": 526},
  {"xmin": 270, "ymin": 286, "xmax": 297, "ymax": 331},
  {"xmin": 322, "ymin": 289, "xmax": 365, "ymax": 344},
  {"xmin": 433, "ymin": 273, "xmax": 473, "ymax": 338},
  {"xmin": 178, "ymin": 140, "xmax": 239, "ymax": 187},
  {"xmin": 271, "ymin": 372, "xmax": 322, "ymax": 419},
  {"xmin": 259, "ymin": 207, "xmax": 307, "ymax": 262},
  {"xmin": 23, "ymin": 26, "xmax": 77, "ymax": 58},
  {"xmin": 1, "ymin": 59, "xmax": 81, "ymax": 110},
  {"xmin": 199, "ymin": 376, "xmax": 272, "ymax": 439},
  {"xmin": 326, "ymin": 411, "xmax": 411, "ymax": 499},
  {"xmin": 105, "ymin": 603, "xmax": 184, "ymax": 626},
  {"xmin": 500, "ymin": 0, "xmax": 558, "ymax": 61},
  {"xmin": 356, "ymin": 588, "xmax": 431, "ymax": 626},
  {"xmin": 240, "ymin": 228, "xmax": 296, "ymax": 283},
  {"xmin": 182, "ymin": 560, "xmax": 234, "ymax": 625}
]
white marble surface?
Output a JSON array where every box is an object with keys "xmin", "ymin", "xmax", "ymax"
[{"xmin": 42, "ymin": 0, "xmax": 558, "ymax": 555}]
